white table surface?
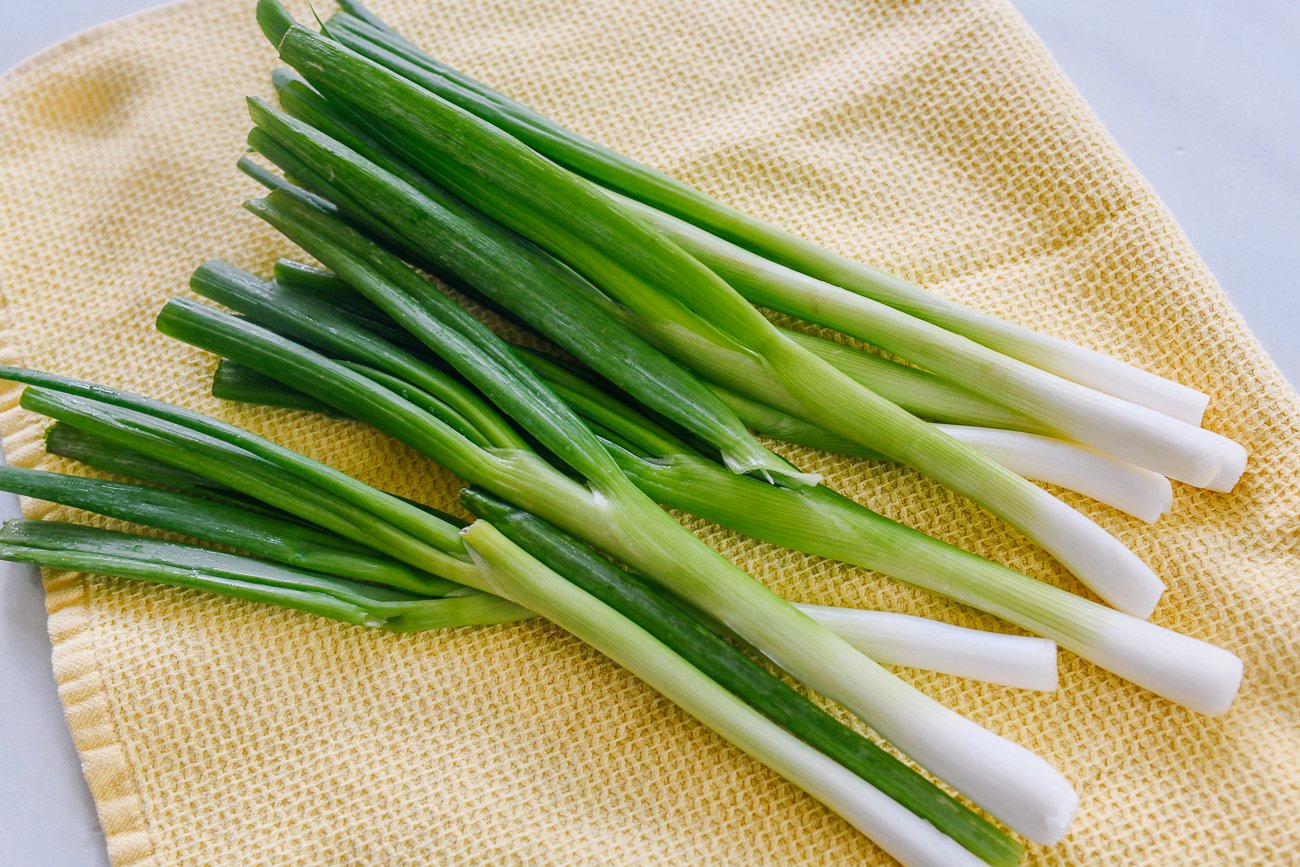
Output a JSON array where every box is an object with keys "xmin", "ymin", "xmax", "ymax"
[{"xmin": 1, "ymin": 2, "xmax": 1297, "ymax": 864}]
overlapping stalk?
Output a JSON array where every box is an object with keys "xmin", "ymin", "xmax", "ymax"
[
  {"xmin": 462, "ymin": 489, "xmax": 1022, "ymax": 863},
  {"xmin": 248, "ymin": 80, "xmax": 1174, "ymax": 521}
]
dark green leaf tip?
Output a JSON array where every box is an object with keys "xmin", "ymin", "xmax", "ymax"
[
  {"xmin": 308, "ymin": 4, "xmax": 328, "ymax": 33},
  {"xmin": 270, "ymin": 67, "xmax": 302, "ymax": 91},
  {"xmin": 255, "ymin": 0, "xmax": 298, "ymax": 49}
]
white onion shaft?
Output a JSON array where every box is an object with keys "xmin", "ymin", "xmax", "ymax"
[
  {"xmin": 1081, "ymin": 613, "xmax": 1244, "ymax": 716},
  {"xmin": 986, "ymin": 326, "xmax": 1210, "ymax": 425},
  {"xmin": 936, "ymin": 425, "xmax": 1174, "ymax": 523},
  {"xmin": 800, "ymin": 605, "xmax": 1059, "ymax": 691}
]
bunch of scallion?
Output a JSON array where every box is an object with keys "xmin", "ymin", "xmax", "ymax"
[
  {"xmin": 228, "ymin": 0, "xmax": 1241, "ymax": 713},
  {"xmin": 0, "ymin": 1, "xmax": 1250, "ymax": 862},
  {"xmin": 244, "ymin": 0, "xmax": 1252, "ymax": 626}
]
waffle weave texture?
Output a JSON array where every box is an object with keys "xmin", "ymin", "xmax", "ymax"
[{"xmin": 0, "ymin": 0, "xmax": 1296, "ymax": 863}]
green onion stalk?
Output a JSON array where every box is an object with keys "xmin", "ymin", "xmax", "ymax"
[
  {"xmin": 0, "ymin": 463, "xmax": 455, "ymax": 594},
  {"xmin": 250, "ymin": 18, "xmax": 1161, "ymax": 620},
  {"xmin": 775, "ymin": 328, "xmax": 1044, "ymax": 433},
  {"xmin": 789, "ymin": 606, "xmax": 1057, "ymax": 693},
  {"xmin": 700, "ymin": 380, "xmax": 1173, "ymax": 523},
  {"xmin": 154, "ymin": 193, "xmax": 1079, "ymax": 841},
  {"xmin": 0, "ymin": 374, "xmax": 1018, "ymax": 865},
  {"xmin": 321, "ymin": 0, "xmax": 1210, "ymax": 425},
  {"xmin": 43, "ymin": 420, "xmax": 272, "ymax": 509}
]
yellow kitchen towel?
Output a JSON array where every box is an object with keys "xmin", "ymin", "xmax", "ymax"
[{"xmin": 0, "ymin": 0, "xmax": 1296, "ymax": 863}]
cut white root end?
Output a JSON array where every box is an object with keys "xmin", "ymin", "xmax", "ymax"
[
  {"xmin": 936, "ymin": 425, "xmax": 1174, "ymax": 523},
  {"xmin": 1080, "ymin": 614, "xmax": 1245, "ymax": 716},
  {"xmin": 799, "ymin": 605, "xmax": 1059, "ymax": 691},
  {"xmin": 864, "ymin": 686, "xmax": 1079, "ymax": 844},
  {"xmin": 1204, "ymin": 443, "xmax": 1249, "ymax": 493}
]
